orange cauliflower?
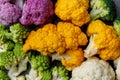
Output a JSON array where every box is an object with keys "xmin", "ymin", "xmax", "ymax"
[
  {"xmin": 55, "ymin": 0, "xmax": 90, "ymax": 27},
  {"xmin": 23, "ymin": 24, "xmax": 66, "ymax": 55},
  {"xmin": 84, "ymin": 20, "xmax": 120, "ymax": 60},
  {"xmin": 57, "ymin": 22, "xmax": 88, "ymax": 49},
  {"xmin": 51, "ymin": 48, "xmax": 84, "ymax": 71},
  {"xmin": 23, "ymin": 22, "xmax": 88, "ymax": 55}
]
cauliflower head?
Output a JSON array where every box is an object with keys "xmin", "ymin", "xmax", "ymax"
[
  {"xmin": 114, "ymin": 57, "xmax": 120, "ymax": 80},
  {"xmin": 84, "ymin": 20, "xmax": 120, "ymax": 60},
  {"xmin": 70, "ymin": 57, "xmax": 115, "ymax": 80},
  {"xmin": 23, "ymin": 22, "xmax": 87, "ymax": 55},
  {"xmin": 23, "ymin": 23, "xmax": 66, "ymax": 55},
  {"xmin": 20, "ymin": 0, "xmax": 54, "ymax": 26},
  {"xmin": 0, "ymin": 3, "xmax": 21, "ymax": 26},
  {"xmin": 51, "ymin": 48, "xmax": 84, "ymax": 71},
  {"xmin": 55, "ymin": 0, "xmax": 90, "ymax": 26}
]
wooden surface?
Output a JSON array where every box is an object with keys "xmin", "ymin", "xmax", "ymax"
[{"xmin": 113, "ymin": 0, "xmax": 120, "ymax": 16}]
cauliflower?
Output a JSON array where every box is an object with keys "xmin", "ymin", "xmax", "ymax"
[
  {"xmin": 0, "ymin": 3, "xmax": 21, "ymax": 26},
  {"xmin": 13, "ymin": 0, "xmax": 25, "ymax": 10},
  {"xmin": 0, "ymin": 0, "xmax": 10, "ymax": 4},
  {"xmin": 84, "ymin": 20, "xmax": 120, "ymax": 60},
  {"xmin": 23, "ymin": 22, "xmax": 88, "ymax": 55},
  {"xmin": 55, "ymin": 0, "xmax": 90, "ymax": 26},
  {"xmin": 70, "ymin": 57, "xmax": 115, "ymax": 80},
  {"xmin": 19, "ymin": 0, "xmax": 54, "ymax": 26},
  {"xmin": 51, "ymin": 48, "xmax": 84, "ymax": 71},
  {"xmin": 57, "ymin": 22, "xmax": 88, "ymax": 49},
  {"xmin": 114, "ymin": 57, "xmax": 120, "ymax": 80},
  {"xmin": 23, "ymin": 23, "xmax": 65, "ymax": 55}
]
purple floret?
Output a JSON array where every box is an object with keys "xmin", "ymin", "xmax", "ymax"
[
  {"xmin": 19, "ymin": 0, "xmax": 54, "ymax": 26},
  {"xmin": 0, "ymin": 0, "xmax": 10, "ymax": 4},
  {"xmin": 0, "ymin": 3, "xmax": 21, "ymax": 26}
]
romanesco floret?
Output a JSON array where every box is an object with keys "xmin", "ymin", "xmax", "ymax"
[
  {"xmin": 0, "ymin": 41, "xmax": 14, "ymax": 53},
  {"xmin": 29, "ymin": 53, "xmax": 51, "ymax": 71},
  {"xmin": 26, "ymin": 51, "xmax": 52, "ymax": 80},
  {"xmin": 0, "ymin": 51, "xmax": 16, "ymax": 69},
  {"xmin": 0, "ymin": 23, "xmax": 28, "ymax": 44},
  {"xmin": 10, "ymin": 23, "xmax": 29, "ymax": 44},
  {"xmin": 113, "ymin": 16, "xmax": 120, "ymax": 37},
  {"xmin": 0, "ymin": 66, "xmax": 10, "ymax": 80},
  {"xmin": 90, "ymin": 0, "xmax": 116, "ymax": 21},
  {"xmin": 0, "ymin": 70, "xmax": 10, "ymax": 80},
  {"xmin": 51, "ymin": 65, "xmax": 70, "ymax": 80}
]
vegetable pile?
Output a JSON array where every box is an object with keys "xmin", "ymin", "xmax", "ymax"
[{"xmin": 0, "ymin": 0, "xmax": 120, "ymax": 80}]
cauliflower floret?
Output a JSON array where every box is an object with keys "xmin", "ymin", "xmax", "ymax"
[
  {"xmin": 84, "ymin": 20, "xmax": 120, "ymax": 60},
  {"xmin": 114, "ymin": 57, "xmax": 120, "ymax": 80},
  {"xmin": 23, "ymin": 22, "xmax": 88, "ymax": 55},
  {"xmin": 20, "ymin": 0, "xmax": 54, "ymax": 26},
  {"xmin": 0, "ymin": 0, "xmax": 10, "ymax": 4},
  {"xmin": 0, "ymin": 3, "xmax": 21, "ymax": 26},
  {"xmin": 70, "ymin": 57, "xmax": 115, "ymax": 80},
  {"xmin": 57, "ymin": 22, "xmax": 88, "ymax": 49},
  {"xmin": 51, "ymin": 48, "xmax": 84, "ymax": 71},
  {"xmin": 55, "ymin": 0, "xmax": 90, "ymax": 26}
]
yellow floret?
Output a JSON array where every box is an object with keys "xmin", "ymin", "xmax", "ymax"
[
  {"xmin": 57, "ymin": 22, "xmax": 88, "ymax": 49},
  {"xmin": 85, "ymin": 20, "xmax": 120, "ymax": 60},
  {"xmin": 55, "ymin": 0, "xmax": 90, "ymax": 27},
  {"xmin": 51, "ymin": 48, "xmax": 84, "ymax": 71},
  {"xmin": 23, "ymin": 22, "xmax": 88, "ymax": 55},
  {"xmin": 61, "ymin": 48, "xmax": 84, "ymax": 71},
  {"xmin": 23, "ymin": 24, "xmax": 66, "ymax": 55}
]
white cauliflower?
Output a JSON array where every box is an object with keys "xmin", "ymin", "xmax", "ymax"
[
  {"xmin": 70, "ymin": 57, "xmax": 115, "ymax": 80},
  {"xmin": 114, "ymin": 57, "xmax": 120, "ymax": 80}
]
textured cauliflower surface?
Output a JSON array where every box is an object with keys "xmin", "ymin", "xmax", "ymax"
[
  {"xmin": 61, "ymin": 48, "xmax": 84, "ymax": 71},
  {"xmin": 85, "ymin": 20, "xmax": 120, "ymax": 60},
  {"xmin": 114, "ymin": 57, "xmax": 120, "ymax": 80},
  {"xmin": 55, "ymin": 0, "xmax": 90, "ymax": 26},
  {"xmin": 0, "ymin": 3, "xmax": 21, "ymax": 26},
  {"xmin": 23, "ymin": 23, "xmax": 65, "ymax": 55},
  {"xmin": 0, "ymin": 0, "xmax": 10, "ymax": 4},
  {"xmin": 23, "ymin": 22, "xmax": 88, "ymax": 55},
  {"xmin": 20, "ymin": 0, "xmax": 54, "ymax": 26},
  {"xmin": 70, "ymin": 58, "xmax": 115, "ymax": 80},
  {"xmin": 57, "ymin": 22, "xmax": 88, "ymax": 49}
]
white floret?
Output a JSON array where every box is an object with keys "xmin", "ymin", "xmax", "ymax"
[
  {"xmin": 70, "ymin": 57, "xmax": 115, "ymax": 80},
  {"xmin": 114, "ymin": 57, "xmax": 120, "ymax": 80},
  {"xmin": 84, "ymin": 35, "xmax": 98, "ymax": 58},
  {"xmin": 8, "ymin": 57, "xmax": 28, "ymax": 80},
  {"xmin": 25, "ymin": 69, "xmax": 41, "ymax": 80}
]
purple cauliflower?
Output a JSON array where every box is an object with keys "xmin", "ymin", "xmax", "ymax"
[
  {"xmin": 19, "ymin": 0, "xmax": 54, "ymax": 26},
  {"xmin": 0, "ymin": 3, "xmax": 21, "ymax": 26},
  {"xmin": 0, "ymin": 0, "xmax": 10, "ymax": 4},
  {"xmin": 11, "ymin": 0, "xmax": 25, "ymax": 10}
]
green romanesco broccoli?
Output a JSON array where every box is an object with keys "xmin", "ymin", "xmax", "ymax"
[
  {"xmin": 113, "ymin": 16, "xmax": 120, "ymax": 37},
  {"xmin": 29, "ymin": 52, "xmax": 51, "ymax": 71},
  {"xmin": 26, "ymin": 51, "xmax": 52, "ymax": 80},
  {"xmin": 0, "ymin": 23, "xmax": 28, "ymax": 44},
  {"xmin": 0, "ymin": 66, "xmax": 10, "ymax": 80},
  {"xmin": 0, "ymin": 41, "xmax": 14, "ymax": 53},
  {"xmin": 51, "ymin": 65, "xmax": 70, "ymax": 80},
  {"xmin": 10, "ymin": 23, "xmax": 29, "ymax": 44},
  {"xmin": 90, "ymin": 0, "xmax": 116, "ymax": 21}
]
